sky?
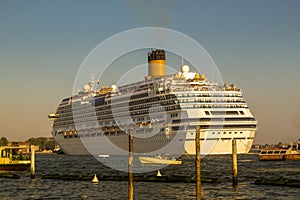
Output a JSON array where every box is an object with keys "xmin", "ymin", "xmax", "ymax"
[{"xmin": 0, "ymin": 0, "xmax": 299, "ymax": 144}]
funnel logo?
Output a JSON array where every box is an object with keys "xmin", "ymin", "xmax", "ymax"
[{"xmin": 71, "ymin": 27, "xmax": 224, "ymax": 173}]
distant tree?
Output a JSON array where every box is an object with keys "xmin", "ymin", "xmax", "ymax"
[
  {"xmin": 11, "ymin": 141, "xmax": 22, "ymax": 146},
  {"xmin": 27, "ymin": 137, "xmax": 42, "ymax": 149},
  {"xmin": 0, "ymin": 137, "xmax": 8, "ymax": 146},
  {"xmin": 45, "ymin": 140, "xmax": 56, "ymax": 150},
  {"xmin": 26, "ymin": 137, "xmax": 57, "ymax": 151}
]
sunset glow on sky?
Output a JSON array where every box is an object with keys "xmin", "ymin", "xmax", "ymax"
[{"xmin": 0, "ymin": 0, "xmax": 299, "ymax": 144}]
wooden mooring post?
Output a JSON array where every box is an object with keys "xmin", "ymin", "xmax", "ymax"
[
  {"xmin": 128, "ymin": 126, "xmax": 134, "ymax": 200},
  {"xmin": 232, "ymin": 139, "xmax": 238, "ymax": 186},
  {"xmin": 30, "ymin": 145, "xmax": 35, "ymax": 179},
  {"xmin": 196, "ymin": 125, "xmax": 201, "ymax": 200}
]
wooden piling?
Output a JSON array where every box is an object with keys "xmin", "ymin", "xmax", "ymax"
[
  {"xmin": 196, "ymin": 125, "xmax": 201, "ymax": 200},
  {"xmin": 128, "ymin": 126, "xmax": 134, "ymax": 200},
  {"xmin": 232, "ymin": 139, "xmax": 238, "ymax": 186},
  {"xmin": 30, "ymin": 145, "xmax": 35, "ymax": 179}
]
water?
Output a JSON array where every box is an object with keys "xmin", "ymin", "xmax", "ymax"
[{"xmin": 1, "ymin": 154, "xmax": 299, "ymax": 199}]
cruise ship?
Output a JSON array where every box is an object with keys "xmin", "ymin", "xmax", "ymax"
[{"xmin": 49, "ymin": 49, "xmax": 257, "ymax": 156}]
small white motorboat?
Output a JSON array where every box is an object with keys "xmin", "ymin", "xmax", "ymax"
[
  {"xmin": 97, "ymin": 154, "xmax": 110, "ymax": 158},
  {"xmin": 139, "ymin": 156, "xmax": 182, "ymax": 165}
]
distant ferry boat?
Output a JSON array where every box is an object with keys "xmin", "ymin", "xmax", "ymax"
[
  {"xmin": 49, "ymin": 49, "xmax": 257, "ymax": 155},
  {"xmin": 0, "ymin": 146, "xmax": 31, "ymax": 171},
  {"xmin": 259, "ymin": 141, "xmax": 300, "ymax": 161}
]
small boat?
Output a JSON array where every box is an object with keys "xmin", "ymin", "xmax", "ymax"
[
  {"xmin": 139, "ymin": 155, "xmax": 182, "ymax": 165},
  {"xmin": 0, "ymin": 146, "xmax": 31, "ymax": 171},
  {"xmin": 53, "ymin": 148, "xmax": 64, "ymax": 154},
  {"xmin": 259, "ymin": 142, "xmax": 300, "ymax": 161},
  {"xmin": 97, "ymin": 154, "xmax": 110, "ymax": 158}
]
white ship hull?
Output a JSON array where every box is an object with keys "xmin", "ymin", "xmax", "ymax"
[
  {"xmin": 184, "ymin": 131, "xmax": 255, "ymax": 155},
  {"xmin": 54, "ymin": 130, "xmax": 187, "ymax": 156},
  {"xmin": 54, "ymin": 129, "xmax": 255, "ymax": 155}
]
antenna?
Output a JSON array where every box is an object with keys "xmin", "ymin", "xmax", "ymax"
[
  {"xmin": 97, "ymin": 80, "xmax": 100, "ymax": 89},
  {"xmin": 89, "ymin": 74, "xmax": 95, "ymax": 84},
  {"xmin": 89, "ymin": 74, "xmax": 95, "ymax": 91}
]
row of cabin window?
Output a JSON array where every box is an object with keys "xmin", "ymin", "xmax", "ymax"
[{"xmin": 205, "ymin": 111, "xmax": 244, "ymax": 115}]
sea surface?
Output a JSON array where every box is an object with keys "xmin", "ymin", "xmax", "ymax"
[{"xmin": 1, "ymin": 154, "xmax": 300, "ymax": 200}]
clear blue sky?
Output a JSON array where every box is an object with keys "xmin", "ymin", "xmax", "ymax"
[{"xmin": 0, "ymin": 0, "xmax": 299, "ymax": 144}]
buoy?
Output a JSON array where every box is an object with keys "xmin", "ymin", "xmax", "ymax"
[
  {"xmin": 91, "ymin": 174, "xmax": 99, "ymax": 183},
  {"xmin": 157, "ymin": 170, "xmax": 162, "ymax": 177}
]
